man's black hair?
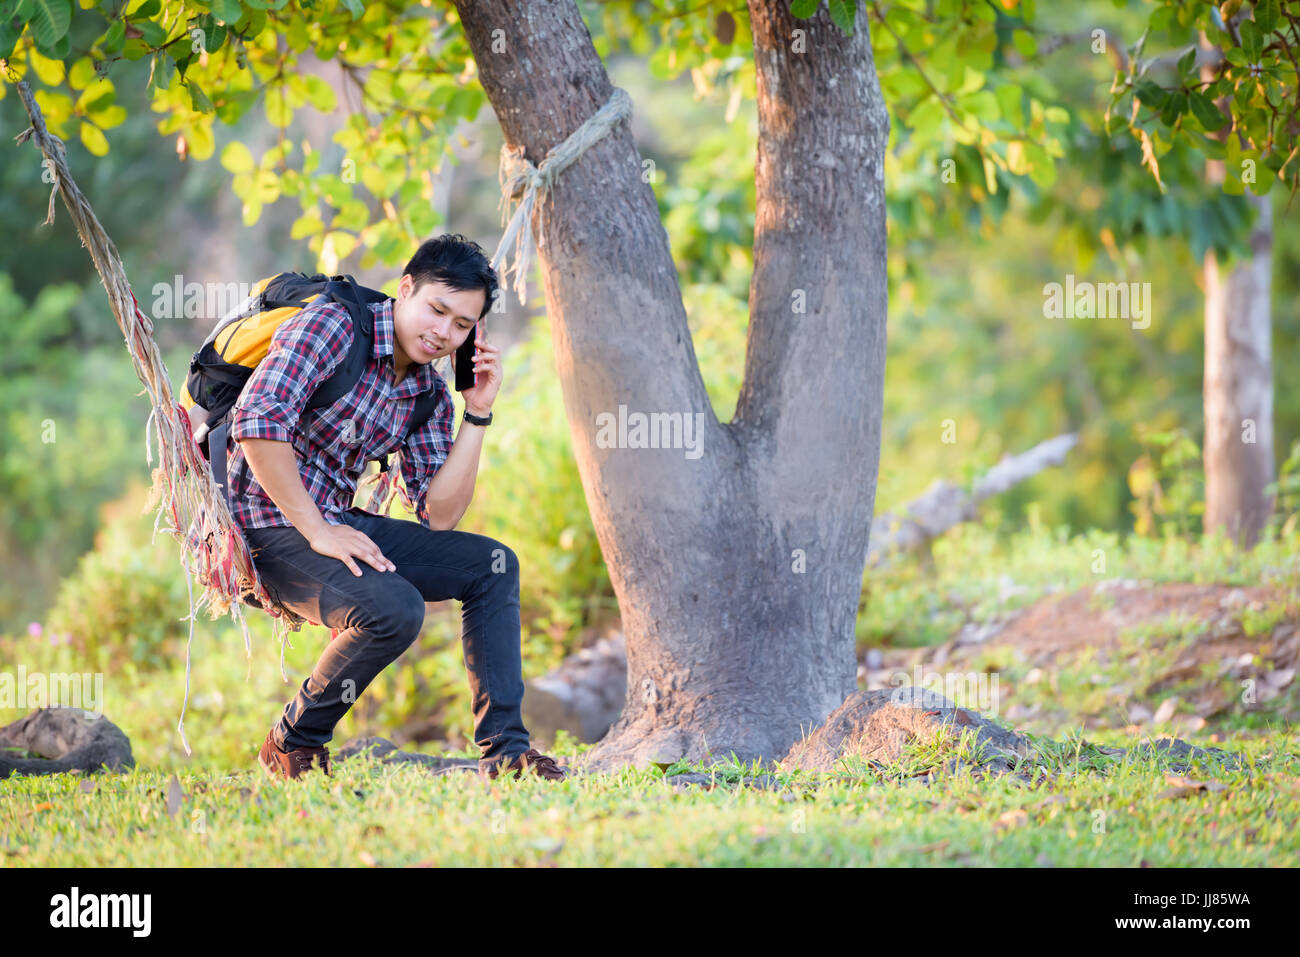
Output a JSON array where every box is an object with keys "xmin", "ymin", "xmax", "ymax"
[{"xmin": 402, "ymin": 234, "xmax": 498, "ymax": 320}]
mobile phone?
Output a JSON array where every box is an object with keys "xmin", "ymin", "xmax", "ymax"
[
  {"xmin": 474, "ymin": 318, "xmax": 484, "ymax": 389},
  {"xmin": 454, "ymin": 317, "xmax": 484, "ymax": 392}
]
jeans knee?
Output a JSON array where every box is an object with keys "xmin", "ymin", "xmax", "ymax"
[
  {"xmin": 484, "ymin": 539, "xmax": 519, "ymax": 578},
  {"xmin": 365, "ymin": 587, "xmax": 425, "ymax": 644}
]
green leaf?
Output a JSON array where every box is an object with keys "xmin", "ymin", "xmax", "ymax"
[
  {"xmin": 135, "ymin": 19, "xmax": 167, "ymax": 47},
  {"xmin": 210, "ymin": 0, "xmax": 240, "ymax": 24},
  {"xmin": 994, "ymin": 84, "xmax": 1024, "ymax": 129},
  {"xmin": 0, "ymin": 22, "xmax": 19, "ymax": 60},
  {"xmin": 1135, "ymin": 79, "xmax": 1168, "ymax": 110},
  {"xmin": 827, "ymin": 0, "xmax": 854, "ymax": 34},
  {"xmin": 34, "ymin": 31, "xmax": 70, "ymax": 59},
  {"xmin": 147, "ymin": 51, "xmax": 174, "ymax": 91},
  {"xmin": 290, "ymin": 209, "xmax": 325, "ymax": 240},
  {"xmin": 188, "ymin": 119, "xmax": 214, "ymax": 159},
  {"xmin": 1159, "ymin": 90, "xmax": 1187, "ymax": 126},
  {"xmin": 1024, "ymin": 142, "xmax": 1055, "ymax": 189},
  {"xmin": 1011, "ymin": 29, "xmax": 1035, "ymax": 58},
  {"xmin": 132, "ymin": 0, "xmax": 159, "ymax": 15},
  {"xmin": 79, "ymin": 120, "xmax": 109, "ymax": 156},
  {"xmin": 1255, "ymin": 0, "xmax": 1280, "ymax": 35},
  {"xmin": 265, "ymin": 86, "xmax": 292, "ymax": 126},
  {"xmin": 303, "ymin": 75, "xmax": 337, "ymax": 112},
  {"xmin": 28, "ymin": 48, "xmax": 65, "ymax": 85},
  {"xmin": 29, "ymin": 0, "xmax": 72, "ymax": 48},
  {"xmin": 68, "ymin": 57, "xmax": 98, "ymax": 89},
  {"xmin": 101, "ymin": 19, "xmax": 125, "ymax": 54},
  {"xmin": 189, "ymin": 81, "xmax": 215, "ymax": 113},
  {"xmin": 1239, "ymin": 19, "xmax": 1262, "ymax": 62},
  {"xmin": 341, "ymin": 0, "xmax": 363, "ymax": 19},
  {"xmin": 203, "ymin": 22, "xmax": 227, "ymax": 53},
  {"xmin": 1247, "ymin": 170, "xmax": 1273, "ymax": 196},
  {"xmin": 789, "ymin": 0, "xmax": 819, "ymax": 17},
  {"xmin": 1188, "ymin": 90, "xmax": 1226, "ymax": 131},
  {"xmin": 220, "ymin": 140, "xmax": 255, "ymax": 173}
]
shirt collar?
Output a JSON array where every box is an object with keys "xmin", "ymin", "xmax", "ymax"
[{"xmin": 372, "ymin": 298, "xmax": 444, "ymax": 398}]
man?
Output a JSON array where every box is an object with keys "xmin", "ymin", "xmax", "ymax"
[{"xmin": 228, "ymin": 234, "xmax": 567, "ymax": 782}]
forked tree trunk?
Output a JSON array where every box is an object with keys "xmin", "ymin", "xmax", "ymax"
[{"xmin": 452, "ymin": 0, "xmax": 888, "ymax": 770}]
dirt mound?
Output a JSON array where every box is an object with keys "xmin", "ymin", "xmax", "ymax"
[
  {"xmin": 862, "ymin": 579, "xmax": 1300, "ymax": 735},
  {"xmin": 780, "ymin": 688, "xmax": 1032, "ymax": 775}
]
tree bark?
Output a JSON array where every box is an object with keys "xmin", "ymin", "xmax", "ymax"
[
  {"xmin": 451, "ymin": 0, "xmax": 888, "ymax": 770},
  {"xmin": 1201, "ymin": 192, "xmax": 1274, "ymax": 547}
]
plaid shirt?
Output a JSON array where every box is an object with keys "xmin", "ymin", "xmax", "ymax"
[{"xmin": 226, "ymin": 296, "xmax": 455, "ymax": 532}]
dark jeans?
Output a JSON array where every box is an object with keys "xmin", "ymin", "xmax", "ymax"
[{"xmin": 242, "ymin": 507, "xmax": 531, "ymax": 773}]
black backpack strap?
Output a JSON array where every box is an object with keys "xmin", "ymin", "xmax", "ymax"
[
  {"xmin": 302, "ymin": 277, "xmax": 379, "ymax": 413},
  {"xmin": 209, "ymin": 418, "xmax": 233, "ymax": 507}
]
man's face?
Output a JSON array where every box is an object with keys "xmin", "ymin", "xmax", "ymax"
[{"xmin": 392, "ymin": 274, "xmax": 485, "ymax": 369}]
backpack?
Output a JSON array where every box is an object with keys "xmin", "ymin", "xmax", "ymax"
[{"xmin": 179, "ymin": 271, "xmax": 473, "ymax": 503}]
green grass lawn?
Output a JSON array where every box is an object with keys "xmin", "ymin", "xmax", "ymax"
[
  {"xmin": 3, "ymin": 525, "xmax": 1297, "ymax": 866},
  {"xmin": 3, "ymin": 729, "xmax": 1296, "ymax": 867}
]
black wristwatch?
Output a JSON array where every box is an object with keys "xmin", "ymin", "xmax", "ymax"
[{"xmin": 463, "ymin": 408, "xmax": 493, "ymax": 427}]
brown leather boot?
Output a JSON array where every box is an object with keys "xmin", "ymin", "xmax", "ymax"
[
  {"xmin": 257, "ymin": 730, "xmax": 331, "ymax": 780},
  {"xmin": 480, "ymin": 748, "xmax": 570, "ymax": 782}
]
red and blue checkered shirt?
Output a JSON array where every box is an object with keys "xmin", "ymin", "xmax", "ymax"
[{"xmin": 226, "ymin": 296, "xmax": 455, "ymax": 532}]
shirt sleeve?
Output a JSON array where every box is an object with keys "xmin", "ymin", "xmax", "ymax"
[
  {"xmin": 229, "ymin": 302, "xmax": 354, "ymax": 444},
  {"xmin": 397, "ymin": 379, "xmax": 456, "ymax": 528}
]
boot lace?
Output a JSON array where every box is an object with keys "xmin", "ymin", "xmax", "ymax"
[{"xmin": 290, "ymin": 749, "xmax": 330, "ymax": 775}]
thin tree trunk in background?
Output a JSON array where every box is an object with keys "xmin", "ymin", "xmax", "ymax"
[
  {"xmin": 1202, "ymin": 38, "xmax": 1275, "ymax": 548},
  {"xmin": 1201, "ymin": 190, "xmax": 1274, "ymax": 546},
  {"xmin": 451, "ymin": 0, "xmax": 889, "ymax": 770}
]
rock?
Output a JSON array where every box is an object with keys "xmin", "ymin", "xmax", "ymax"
[
  {"xmin": 0, "ymin": 707, "xmax": 134, "ymax": 779},
  {"xmin": 778, "ymin": 688, "xmax": 1032, "ymax": 774},
  {"xmin": 1129, "ymin": 736, "xmax": 1245, "ymax": 772},
  {"xmin": 1127, "ymin": 703, "xmax": 1154, "ymax": 724},
  {"xmin": 1153, "ymin": 696, "xmax": 1180, "ymax": 724},
  {"xmin": 522, "ymin": 632, "xmax": 627, "ymax": 745},
  {"xmin": 1219, "ymin": 589, "xmax": 1249, "ymax": 609},
  {"xmin": 1265, "ymin": 668, "xmax": 1295, "ymax": 689}
]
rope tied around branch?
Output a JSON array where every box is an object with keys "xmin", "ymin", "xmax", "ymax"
[{"xmin": 490, "ymin": 86, "xmax": 632, "ymax": 305}]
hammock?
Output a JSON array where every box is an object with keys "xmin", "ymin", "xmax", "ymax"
[{"xmin": 13, "ymin": 79, "xmax": 631, "ymax": 754}]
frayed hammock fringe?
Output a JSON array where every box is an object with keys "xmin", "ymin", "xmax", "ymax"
[{"xmin": 16, "ymin": 78, "xmax": 634, "ymax": 756}]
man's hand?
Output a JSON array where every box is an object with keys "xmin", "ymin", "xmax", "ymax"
[{"xmin": 307, "ymin": 523, "xmax": 396, "ymax": 577}]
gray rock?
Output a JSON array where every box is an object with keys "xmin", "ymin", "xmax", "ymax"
[
  {"xmin": 522, "ymin": 632, "xmax": 627, "ymax": 745},
  {"xmin": 0, "ymin": 707, "xmax": 134, "ymax": 779}
]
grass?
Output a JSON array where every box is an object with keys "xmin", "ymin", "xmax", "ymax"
[
  {"xmin": 2, "ymin": 523, "xmax": 1298, "ymax": 866},
  {"xmin": 2, "ymin": 728, "xmax": 1295, "ymax": 867}
]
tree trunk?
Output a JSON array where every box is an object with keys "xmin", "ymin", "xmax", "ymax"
[
  {"xmin": 451, "ymin": 0, "xmax": 888, "ymax": 770},
  {"xmin": 1201, "ymin": 191, "xmax": 1274, "ymax": 547},
  {"xmin": 1201, "ymin": 37, "xmax": 1275, "ymax": 548}
]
